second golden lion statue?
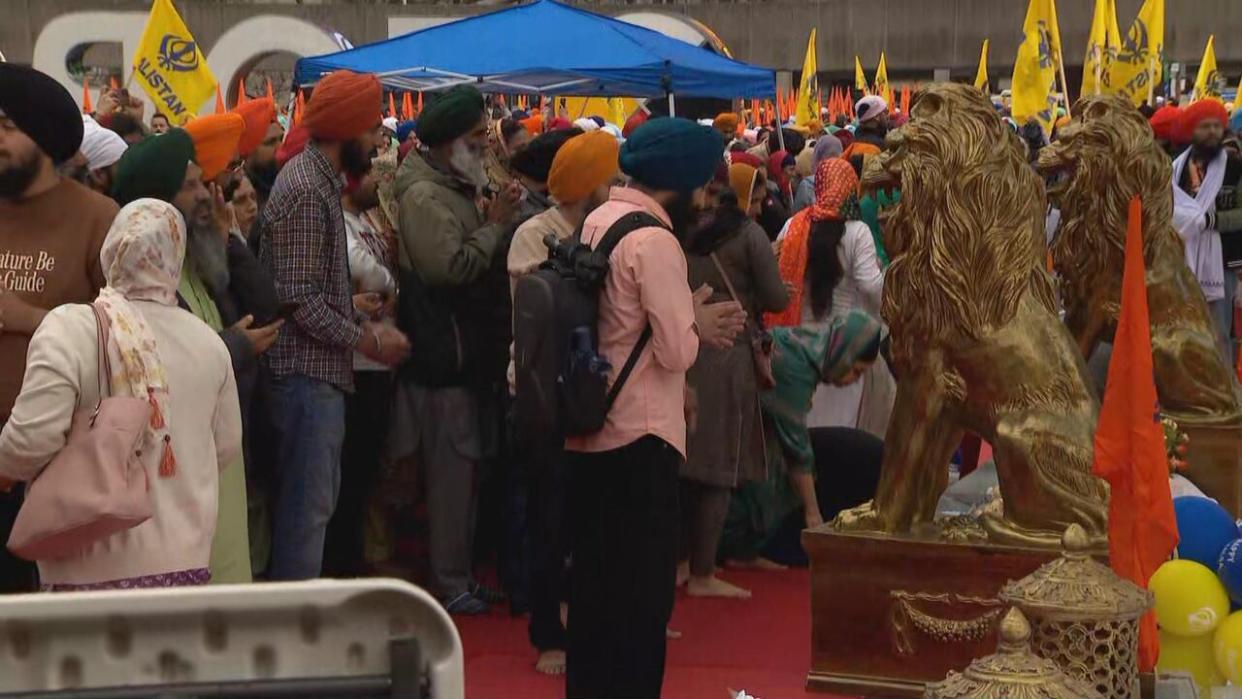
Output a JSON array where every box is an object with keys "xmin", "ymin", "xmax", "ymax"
[
  {"xmin": 835, "ymin": 83, "xmax": 1109, "ymax": 547},
  {"xmin": 1038, "ymin": 94, "xmax": 1242, "ymax": 427}
]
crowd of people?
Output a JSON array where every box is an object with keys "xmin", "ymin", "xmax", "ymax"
[{"xmin": 1, "ymin": 57, "xmax": 1241, "ymax": 698}]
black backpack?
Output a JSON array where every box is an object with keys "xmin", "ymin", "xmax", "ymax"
[{"xmin": 513, "ymin": 212, "xmax": 666, "ymax": 441}]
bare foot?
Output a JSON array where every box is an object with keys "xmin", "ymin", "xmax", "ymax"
[
  {"xmin": 666, "ymin": 626, "xmax": 682, "ymax": 640},
  {"xmin": 676, "ymin": 560, "xmax": 690, "ymax": 587},
  {"xmin": 535, "ymin": 650, "xmax": 566, "ymax": 676},
  {"xmin": 725, "ymin": 557, "xmax": 787, "ymax": 571},
  {"xmin": 687, "ymin": 575, "xmax": 752, "ymax": 599}
]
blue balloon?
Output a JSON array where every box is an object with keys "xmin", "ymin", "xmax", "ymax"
[
  {"xmin": 1219, "ymin": 539, "xmax": 1242, "ymax": 606},
  {"xmin": 1174, "ymin": 496, "xmax": 1239, "ymax": 568}
]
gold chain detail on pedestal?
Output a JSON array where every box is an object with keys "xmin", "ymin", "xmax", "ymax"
[{"xmin": 890, "ymin": 591, "xmax": 1005, "ymax": 656}]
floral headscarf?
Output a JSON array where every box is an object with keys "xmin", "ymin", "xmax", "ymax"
[
  {"xmin": 767, "ymin": 158, "xmax": 860, "ymax": 328},
  {"xmin": 96, "ymin": 198, "xmax": 185, "ymax": 477}
]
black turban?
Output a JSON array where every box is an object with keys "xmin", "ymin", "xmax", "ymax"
[
  {"xmin": 415, "ymin": 85, "xmax": 486, "ymax": 147},
  {"xmin": 0, "ymin": 64, "xmax": 84, "ymax": 164},
  {"xmin": 509, "ymin": 127, "xmax": 582, "ymax": 183},
  {"xmin": 111, "ymin": 129, "xmax": 196, "ymax": 206}
]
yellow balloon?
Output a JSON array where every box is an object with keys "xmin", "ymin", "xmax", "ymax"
[
  {"xmin": 1150, "ymin": 559, "xmax": 1230, "ymax": 637},
  {"xmin": 1215, "ymin": 611, "xmax": 1242, "ymax": 684},
  {"xmin": 1160, "ymin": 631, "xmax": 1223, "ymax": 693}
]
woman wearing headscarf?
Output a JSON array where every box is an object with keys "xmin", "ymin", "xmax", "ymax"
[
  {"xmin": 679, "ymin": 162, "xmax": 789, "ymax": 598},
  {"xmin": 720, "ymin": 310, "xmax": 883, "ymax": 569},
  {"xmin": 768, "ymin": 158, "xmax": 887, "ymax": 432},
  {"xmin": 792, "ymin": 134, "xmax": 843, "ymax": 214},
  {"xmin": 757, "ymin": 150, "xmax": 796, "ymax": 239},
  {"xmin": 0, "ymin": 199, "xmax": 242, "ymax": 590}
]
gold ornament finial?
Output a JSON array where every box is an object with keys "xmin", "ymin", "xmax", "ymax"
[
  {"xmin": 1061, "ymin": 524, "xmax": 1089, "ymax": 556},
  {"xmin": 997, "ymin": 608, "xmax": 1031, "ymax": 649}
]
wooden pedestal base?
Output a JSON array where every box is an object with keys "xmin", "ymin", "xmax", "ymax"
[
  {"xmin": 1181, "ymin": 424, "xmax": 1242, "ymax": 518},
  {"xmin": 802, "ymin": 526, "xmax": 1061, "ymax": 697}
]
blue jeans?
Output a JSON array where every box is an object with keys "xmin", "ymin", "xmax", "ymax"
[{"xmin": 267, "ymin": 374, "xmax": 346, "ymax": 580}]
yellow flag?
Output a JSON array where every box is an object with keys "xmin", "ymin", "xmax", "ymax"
[
  {"xmin": 974, "ymin": 39, "xmax": 990, "ymax": 91},
  {"xmin": 1192, "ymin": 35, "xmax": 1222, "ymax": 102},
  {"xmin": 854, "ymin": 56, "xmax": 869, "ymax": 95},
  {"xmin": 132, "ymin": 0, "xmax": 217, "ymax": 125},
  {"xmin": 874, "ymin": 53, "xmax": 891, "ymax": 108},
  {"xmin": 795, "ymin": 29, "xmax": 819, "ymax": 127},
  {"xmin": 1082, "ymin": 0, "xmax": 1121, "ymax": 96},
  {"xmin": 608, "ymin": 97, "xmax": 628, "ymax": 129},
  {"xmin": 1104, "ymin": 0, "xmax": 1163, "ymax": 106},
  {"xmin": 1010, "ymin": 0, "xmax": 1064, "ymax": 134}
]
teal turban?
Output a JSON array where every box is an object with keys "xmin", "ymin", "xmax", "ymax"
[
  {"xmin": 415, "ymin": 85, "xmax": 486, "ymax": 147},
  {"xmin": 111, "ymin": 128, "xmax": 196, "ymax": 206},
  {"xmin": 619, "ymin": 118, "xmax": 723, "ymax": 192}
]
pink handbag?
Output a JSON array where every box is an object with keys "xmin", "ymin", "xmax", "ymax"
[{"xmin": 7, "ymin": 303, "xmax": 154, "ymax": 561}]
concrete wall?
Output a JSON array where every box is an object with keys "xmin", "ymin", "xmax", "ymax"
[{"xmin": 2, "ymin": 0, "xmax": 1239, "ymax": 89}]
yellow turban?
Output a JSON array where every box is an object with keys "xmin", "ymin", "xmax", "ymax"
[
  {"xmin": 548, "ymin": 131, "xmax": 620, "ymax": 204},
  {"xmin": 184, "ymin": 113, "xmax": 245, "ymax": 181},
  {"xmin": 728, "ymin": 162, "xmax": 760, "ymax": 205}
]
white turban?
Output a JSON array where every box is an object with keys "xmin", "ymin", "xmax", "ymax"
[
  {"xmin": 572, "ymin": 117, "xmax": 600, "ymax": 133},
  {"xmin": 382, "ymin": 116, "xmax": 399, "ymax": 133},
  {"xmin": 80, "ymin": 115, "xmax": 127, "ymax": 171},
  {"xmin": 855, "ymin": 95, "xmax": 889, "ymax": 124}
]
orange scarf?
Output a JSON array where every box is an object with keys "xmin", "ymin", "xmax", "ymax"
[{"xmin": 766, "ymin": 158, "xmax": 859, "ymax": 327}]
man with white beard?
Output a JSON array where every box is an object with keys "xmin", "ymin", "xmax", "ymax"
[{"xmin": 392, "ymin": 84, "xmax": 521, "ymax": 615}]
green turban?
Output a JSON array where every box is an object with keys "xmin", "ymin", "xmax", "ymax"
[
  {"xmin": 619, "ymin": 118, "xmax": 723, "ymax": 193},
  {"xmin": 111, "ymin": 128, "xmax": 196, "ymax": 207},
  {"xmin": 415, "ymin": 85, "xmax": 486, "ymax": 147}
]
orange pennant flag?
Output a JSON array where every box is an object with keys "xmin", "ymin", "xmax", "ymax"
[
  {"xmin": 388, "ymin": 93, "xmax": 397, "ymax": 119},
  {"xmin": 402, "ymin": 92, "xmax": 413, "ymax": 120},
  {"xmin": 417, "ymin": 91, "xmax": 424, "ymax": 116},
  {"xmin": 109, "ymin": 75, "xmax": 120, "ymax": 91},
  {"xmin": 1093, "ymin": 195, "xmax": 1179, "ymax": 673},
  {"xmin": 293, "ymin": 89, "xmax": 306, "ymax": 126},
  {"xmin": 266, "ymin": 78, "xmax": 274, "ymax": 102},
  {"xmin": 82, "ymin": 77, "xmax": 94, "ymax": 114},
  {"xmin": 214, "ymin": 85, "xmax": 225, "ymax": 114},
  {"xmin": 237, "ymin": 78, "xmax": 248, "ymax": 106},
  {"xmin": 900, "ymin": 84, "xmax": 912, "ymax": 115}
]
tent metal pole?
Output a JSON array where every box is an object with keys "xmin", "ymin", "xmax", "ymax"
[
  {"xmin": 667, "ymin": 92, "xmax": 676, "ymax": 118},
  {"xmin": 775, "ymin": 98, "xmax": 787, "ymax": 151}
]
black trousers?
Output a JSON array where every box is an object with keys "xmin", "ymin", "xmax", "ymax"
[
  {"xmin": 528, "ymin": 442, "xmax": 570, "ymax": 651},
  {"xmin": 567, "ymin": 436, "xmax": 679, "ymax": 699},
  {"xmin": 323, "ymin": 371, "xmax": 393, "ymax": 578}
]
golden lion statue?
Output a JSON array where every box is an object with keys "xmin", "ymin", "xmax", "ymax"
[
  {"xmin": 836, "ymin": 83, "xmax": 1109, "ymax": 546},
  {"xmin": 1037, "ymin": 95, "xmax": 1242, "ymax": 427}
]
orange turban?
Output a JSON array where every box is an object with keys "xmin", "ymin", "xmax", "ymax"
[
  {"xmin": 234, "ymin": 97, "xmax": 276, "ymax": 157},
  {"xmin": 713, "ymin": 112, "xmax": 740, "ymax": 134},
  {"xmin": 521, "ymin": 114, "xmax": 544, "ymax": 136},
  {"xmin": 1149, "ymin": 104, "xmax": 1182, "ymax": 141},
  {"xmin": 728, "ymin": 162, "xmax": 760, "ymax": 205},
  {"xmin": 1180, "ymin": 99, "xmax": 1230, "ymax": 142},
  {"xmin": 302, "ymin": 70, "xmax": 382, "ymax": 142},
  {"xmin": 548, "ymin": 131, "xmax": 620, "ymax": 204},
  {"xmin": 185, "ymin": 113, "xmax": 245, "ymax": 181}
]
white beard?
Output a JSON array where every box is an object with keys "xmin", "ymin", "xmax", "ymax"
[{"xmin": 450, "ymin": 139, "xmax": 489, "ymax": 189}]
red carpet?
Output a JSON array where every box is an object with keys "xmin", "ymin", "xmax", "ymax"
[{"xmin": 455, "ymin": 568, "xmax": 855, "ymax": 699}]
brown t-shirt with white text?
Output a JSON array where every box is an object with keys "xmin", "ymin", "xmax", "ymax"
[{"xmin": 0, "ymin": 179, "xmax": 116, "ymax": 420}]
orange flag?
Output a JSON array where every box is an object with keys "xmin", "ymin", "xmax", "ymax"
[
  {"xmin": 900, "ymin": 84, "xmax": 912, "ymax": 114},
  {"xmin": 237, "ymin": 78, "xmax": 248, "ymax": 106},
  {"xmin": 214, "ymin": 85, "xmax": 225, "ymax": 114},
  {"xmin": 82, "ymin": 77, "xmax": 94, "ymax": 114},
  {"xmin": 417, "ymin": 91, "xmax": 424, "ymax": 116},
  {"xmin": 388, "ymin": 93, "xmax": 397, "ymax": 119},
  {"xmin": 402, "ymin": 92, "xmax": 413, "ymax": 120},
  {"xmin": 109, "ymin": 75, "xmax": 120, "ymax": 91},
  {"xmin": 1093, "ymin": 196, "xmax": 1179, "ymax": 673},
  {"xmin": 293, "ymin": 89, "xmax": 306, "ymax": 126}
]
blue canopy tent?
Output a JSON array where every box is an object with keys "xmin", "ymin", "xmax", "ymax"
[{"xmin": 293, "ymin": 0, "xmax": 775, "ymax": 101}]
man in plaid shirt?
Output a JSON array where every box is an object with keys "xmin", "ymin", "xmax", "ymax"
[{"xmin": 257, "ymin": 71, "xmax": 408, "ymax": 580}]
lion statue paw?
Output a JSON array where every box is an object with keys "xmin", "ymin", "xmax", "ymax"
[{"xmin": 832, "ymin": 501, "xmax": 884, "ymax": 532}]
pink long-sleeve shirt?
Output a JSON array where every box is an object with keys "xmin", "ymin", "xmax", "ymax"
[{"xmin": 565, "ymin": 187, "xmax": 700, "ymax": 459}]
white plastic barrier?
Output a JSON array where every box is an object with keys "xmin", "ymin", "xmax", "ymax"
[{"xmin": 0, "ymin": 578, "xmax": 463, "ymax": 698}]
